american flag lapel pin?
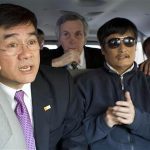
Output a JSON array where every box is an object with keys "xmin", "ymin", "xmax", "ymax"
[{"xmin": 44, "ymin": 105, "xmax": 51, "ymax": 111}]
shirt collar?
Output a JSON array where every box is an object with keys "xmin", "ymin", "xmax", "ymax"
[
  {"xmin": 0, "ymin": 83, "xmax": 31, "ymax": 105},
  {"xmin": 78, "ymin": 50, "xmax": 86, "ymax": 69},
  {"xmin": 106, "ymin": 62, "xmax": 134, "ymax": 75}
]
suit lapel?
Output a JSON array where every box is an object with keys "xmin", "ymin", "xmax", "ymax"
[
  {"xmin": 31, "ymin": 72, "xmax": 54, "ymax": 150},
  {"xmin": 84, "ymin": 46, "xmax": 90, "ymax": 68}
]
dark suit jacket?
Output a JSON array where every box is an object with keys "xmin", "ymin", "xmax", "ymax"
[
  {"xmin": 40, "ymin": 46, "xmax": 105, "ymax": 68},
  {"xmin": 31, "ymin": 65, "xmax": 86, "ymax": 150}
]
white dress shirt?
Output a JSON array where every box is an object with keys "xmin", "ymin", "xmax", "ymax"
[
  {"xmin": 0, "ymin": 83, "xmax": 34, "ymax": 125},
  {"xmin": 68, "ymin": 50, "xmax": 86, "ymax": 69}
]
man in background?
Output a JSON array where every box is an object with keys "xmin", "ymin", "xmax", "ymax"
[
  {"xmin": 142, "ymin": 37, "xmax": 150, "ymax": 58},
  {"xmin": 40, "ymin": 12, "xmax": 105, "ymax": 69},
  {"xmin": 37, "ymin": 28, "xmax": 50, "ymax": 51}
]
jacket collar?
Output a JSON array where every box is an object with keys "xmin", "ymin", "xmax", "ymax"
[{"xmin": 104, "ymin": 62, "xmax": 138, "ymax": 75}]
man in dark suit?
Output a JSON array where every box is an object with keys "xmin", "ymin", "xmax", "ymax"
[
  {"xmin": 41, "ymin": 45, "xmax": 105, "ymax": 69},
  {"xmin": 0, "ymin": 4, "xmax": 86, "ymax": 150},
  {"xmin": 40, "ymin": 12, "xmax": 105, "ymax": 69}
]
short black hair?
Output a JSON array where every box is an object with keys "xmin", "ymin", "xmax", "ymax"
[
  {"xmin": 0, "ymin": 3, "xmax": 37, "ymax": 29},
  {"xmin": 97, "ymin": 17, "xmax": 138, "ymax": 46}
]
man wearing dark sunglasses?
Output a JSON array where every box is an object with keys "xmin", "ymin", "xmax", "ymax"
[
  {"xmin": 76, "ymin": 17, "xmax": 150, "ymax": 150},
  {"xmin": 104, "ymin": 36, "xmax": 136, "ymax": 49}
]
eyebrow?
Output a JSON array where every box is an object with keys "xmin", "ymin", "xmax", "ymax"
[
  {"xmin": 62, "ymin": 30, "xmax": 83, "ymax": 33},
  {"xmin": 3, "ymin": 31, "xmax": 37, "ymax": 40}
]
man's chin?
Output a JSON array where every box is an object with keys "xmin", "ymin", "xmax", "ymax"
[{"xmin": 20, "ymin": 76, "xmax": 36, "ymax": 84}]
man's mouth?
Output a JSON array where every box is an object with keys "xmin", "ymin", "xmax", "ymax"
[
  {"xmin": 117, "ymin": 55, "xmax": 130, "ymax": 60},
  {"xmin": 19, "ymin": 65, "xmax": 32, "ymax": 71}
]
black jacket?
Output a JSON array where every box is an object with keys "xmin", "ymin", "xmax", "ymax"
[
  {"xmin": 76, "ymin": 63, "xmax": 150, "ymax": 150},
  {"xmin": 32, "ymin": 65, "xmax": 87, "ymax": 150},
  {"xmin": 40, "ymin": 46, "xmax": 105, "ymax": 69}
]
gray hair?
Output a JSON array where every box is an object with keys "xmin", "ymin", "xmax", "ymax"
[{"xmin": 55, "ymin": 12, "xmax": 88, "ymax": 39}]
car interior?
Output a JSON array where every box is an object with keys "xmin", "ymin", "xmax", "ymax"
[{"xmin": 1, "ymin": 0, "xmax": 150, "ymax": 64}]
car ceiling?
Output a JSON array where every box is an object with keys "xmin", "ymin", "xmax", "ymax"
[{"xmin": 0, "ymin": 0, "xmax": 150, "ymax": 43}]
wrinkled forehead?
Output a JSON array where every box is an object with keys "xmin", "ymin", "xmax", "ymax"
[{"xmin": 0, "ymin": 23, "xmax": 37, "ymax": 40}]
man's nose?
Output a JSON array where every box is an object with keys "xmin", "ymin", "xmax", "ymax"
[
  {"xmin": 118, "ymin": 41, "xmax": 127, "ymax": 52},
  {"xmin": 69, "ymin": 35, "xmax": 77, "ymax": 43},
  {"xmin": 18, "ymin": 44, "xmax": 33, "ymax": 58}
]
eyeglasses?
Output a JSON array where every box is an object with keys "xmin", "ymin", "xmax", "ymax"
[
  {"xmin": 0, "ymin": 38, "xmax": 40, "ymax": 56},
  {"xmin": 104, "ymin": 37, "xmax": 136, "ymax": 49}
]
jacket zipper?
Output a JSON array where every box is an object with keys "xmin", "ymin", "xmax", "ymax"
[
  {"xmin": 120, "ymin": 75, "xmax": 134, "ymax": 150},
  {"xmin": 120, "ymin": 75, "xmax": 125, "ymax": 100},
  {"xmin": 120, "ymin": 75, "xmax": 124, "ymax": 90}
]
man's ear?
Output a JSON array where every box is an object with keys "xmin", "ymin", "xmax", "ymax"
[
  {"xmin": 58, "ymin": 39, "xmax": 61, "ymax": 46},
  {"xmin": 84, "ymin": 36, "xmax": 87, "ymax": 45},
  {"xmin": 101, "ymin": 50, "xmax": 105, "ymax": 55},
  {"xmin": 101, "ymin": 46, "xmax": 105, "ymax": 55},
  {"xmin": 0, "ymin": 66, "xmax": 1, "ymax": 70}
]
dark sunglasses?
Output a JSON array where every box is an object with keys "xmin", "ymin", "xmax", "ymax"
[{"xmin": 105, "ymin": 37, "xmax": 136, "ymax": 49}]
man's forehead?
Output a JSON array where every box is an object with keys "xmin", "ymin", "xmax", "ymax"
[
  {"xmin": 61, "ymin": 20, "xmax": 83, "ymax": 28},
  {"xmin": 106, "ymin": 32, "xmax": 135, "ymax": 39},
  {"xmin": 60, "ymin": 25, "xmax": 84, "ymax": 33},
  {"xmin": 0, "ymin": 24, "xmax": 37, "ymax": 39}
]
